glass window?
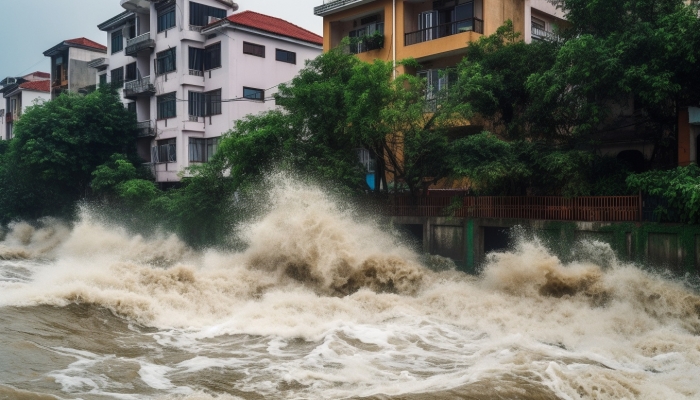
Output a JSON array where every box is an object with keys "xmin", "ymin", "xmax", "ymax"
[
  {"xmin": 204, "ymin": 89, "xmax": 222, "ymax": 115},
  {"xmin": 127, "ymin": 102, "xmax": 136, "ymax": 114},
  {"xmin": 157, "ymin": 5, "xmax": 176, "ymax": 32},
  {"xmin": 99, "ymin": 74, "xmax": 107, "ymax": 85},
  {"xmin": 157, "ymin": 92, "xmax": 176, "ymax": 119},
  {"xmin": 204, "ymin": 42, "xmax": 221, "ymax": 70},
  {"xmin": 125, "ymin": 62, "xmax": 137, "ymax": 81},
  {"xmin": 243, "ymin": 87, "xmax": 264, "ymax": 101},
  {"xmin": 156, "ymin": 48, "xmax": 176, "ymax": 75},
  {"xmin": 111, "ymin": 30, "xmax": 123, "ymax": 53},
  {"xmin": 111, "ymin": 67, "xmax": 124, "ymax": 87},
  {"xmin": 189, "ymin": 47, "xmax": 204, "ymax": 72},
  {"xmin": 243, "ymin": 42, "xmax": 265, "ymax": 58},
  {"xmin": 189, "ymin": 137, "xmax": 219, "ymax": 162},
  {"xmin": 188, "ymin": 91, "xmax": 204, "ymax": 117},
  {"xmin": 155, "ymin": 138, "xmax": 176, "ymax": 163},
  {"xmin": 275, "ymin": 49, "xmax": 296, "ymax": 64},
  {"xmin": 189, "ymin": 1, "xmax": 227, "ymax": 26}
]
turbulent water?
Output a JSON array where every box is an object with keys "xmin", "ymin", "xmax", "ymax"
[{"xmin": 2, "ymin": 179, "xmax": 700, "ymax": 399}]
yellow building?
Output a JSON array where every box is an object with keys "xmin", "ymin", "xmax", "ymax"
[{"xmin": 315, "ymin": 0, "xmax": 565, "ymax": 76}]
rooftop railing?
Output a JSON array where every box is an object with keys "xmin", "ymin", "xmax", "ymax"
[{"xmin": 405, "ymin": 18, "xmax": 484, "ymax": 46}]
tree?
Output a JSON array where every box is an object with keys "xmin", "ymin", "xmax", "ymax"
[{"xmin": 0, "ymin": 86, "xmax": 136, "ymax": 221}]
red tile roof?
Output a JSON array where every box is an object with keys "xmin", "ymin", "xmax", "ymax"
[
  {"xmin": 224, "ymin": 11, "xmax": 323, "ymax": 45},
  {"xmin": 27, "ymin": 71, "xmax": 50, "ymax": 79},
  {"xmin": 65, "ymin": 37, "xmax": 107, "ymax": 51},
  {"xmin": 19, "ymin": 80, "xmax": 50, "ymax": 93}
]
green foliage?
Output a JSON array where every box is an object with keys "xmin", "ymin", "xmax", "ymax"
[
  {"xmin": 627, "ymin": 165, "xmax": 700, "ymax": 223},
  {"xmin": 0, "ymin": 86, "xmax": 136, "ymax": 222}
]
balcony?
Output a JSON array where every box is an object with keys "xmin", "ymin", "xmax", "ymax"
[
  {"xmin": 531, "ymin": 26, "xmax": 559, "ymax": 42},
  {"xmin": 124, "ymin": 76, "xmax": 155, "ymax": 98},
  {"xmin": 348, "ymin": 23, "xmax": 384, "ymax": 54},
  {"xmin": 125, "ymin": 33, "xmax": 155, "ymax": 57},
  {"xmin": 314, "ymin": 0, "xmax": 376, "ymax": 16},
  {"xmin": 88, "ymin": 58, "xmax": 109, "ymax": 70},
  {"xmin": 405, "ymin": 18, "xmax": 483, "ymax": 46},
  {"xmin": 136, "ymin": 120, "xmax": 156, "ymax": 137},
  {"xmin": 120, "ymin": 0, "xmax": 150, "ymax": 12}
]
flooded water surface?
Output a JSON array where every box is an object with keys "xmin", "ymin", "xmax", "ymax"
[{"xmin": 1, "ymin": 181, "xmax": 700, "ymax": 399}]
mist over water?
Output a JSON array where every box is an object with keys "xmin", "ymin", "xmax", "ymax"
[{"xmin": 1, "ymin": 176, "xmax": 700, "ymax": 399}]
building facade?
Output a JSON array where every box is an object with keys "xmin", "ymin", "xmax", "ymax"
[
  {"xmin": 0, "ymin": 72, "xmax": 51, "ymax": 140},
  {"xmin": 43, "ymin": 38, "xmax": 108, "ymax": 99},
  {"xmin": 97, "ymin": 0, "xmax": 323, "ymax": 183}
]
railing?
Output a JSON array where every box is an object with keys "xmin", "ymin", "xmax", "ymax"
[
  {"xmin": 189, "ymin": 25, "xmax": 203, "ymax": 32},
  {"xmin": 125, "ymin": 33, "xmax": 155, "ymax": 56},
  {"xmin": 531, "ymin": 26, "xmax": 558, "ymax": 41},
  {"xmin": 405, "ymin": 18, "xmax": 484, "ymax": 46},
  {"xmin": 188, "ymin": 115, "xmax": 199, "ymax": 122},
  {"xmin": 349, "ymin": 23, "xmax": 384, "ymax": 54},
  {"xmin": 136, "ymin": 120, "xmax": 155, "ymax": 137},
  {"xmin": 390, "ymin": 195, "xmax": 641, "ymax": 222},
  {"xmin": 314, "ymin": 0, "xmax": 372, "ymax": 16},
  {"xmin": 124, "ymin": 76, "xmax": 155, "ymax": 97},
  {"xmin": 189, "ymin": 69, "xmax": 204, "ymax": 77}
]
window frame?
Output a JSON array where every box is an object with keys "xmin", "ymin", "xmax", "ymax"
[
  {"xmin": 275, "ymin": 49, "xmax": 296, "ymax": 64},
  {"xmin": 111, "ymin": 30, "xmax": 124, "ymax": 54},
  {"xmin": 157, "ymin": 92, "xmax": 177, "ymax": 120},
  {"xmin": 204, "ymin": 89, "xmax": 222, "ymax": 116},
  {"xmin": 189, "ymin": 137, "xmax": 219, "ymax": 163},
  {"xmin": 189, "ymin": 1, "xmax": 227, "ymax": 27},
  {"xmin": 204, "ymin": 42, "xmax": 222, "ymax": 71},
  {"xmin": 157, "ymin": 5, "xmax": 176, "ymax": 33},
  {"xmin": 243, "ymin": 87, "xmax": 264, "ymax": 102},
  {"xmin": 243, "ymin": 42, "xmax": 265, "ymax": 58},
  {"xmin": 156, "ymin": 48, "xmax": 177, "ymax": 75},
  {"xmin": 155, "ymin": 138, "xmax": 177, "ymax": 163},
  {"xmin": 110, "ymin": 67, "xmax": 124, "ymax": 88}
]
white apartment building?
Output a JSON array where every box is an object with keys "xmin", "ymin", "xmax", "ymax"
[
  {"xmin": 0, "ymin": 72, "xmax": 51, "ymax": 140},
  {"xmin": 97, "ymin": 0, "xmax": 323, "ymax": 183}
]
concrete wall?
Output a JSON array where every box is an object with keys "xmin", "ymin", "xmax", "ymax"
[{"xmin": 68, "ymin": 48, "xmax": 103, "ymax": 93}]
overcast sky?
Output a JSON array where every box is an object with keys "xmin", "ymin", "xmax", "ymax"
[{"xmin": 0, "ymin": 0, "xmax": 323, "ymax": 80}]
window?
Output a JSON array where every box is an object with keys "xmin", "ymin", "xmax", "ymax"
[
  {"xmin": 127, "ymin": 102, "xmax": 136, "ymax": 114},
  {"xmin": 188, "ymin": 89, "xmax": 222, "ymax": 117},
  {"xmin": 275, "ymin": 49, "xmax": 296, "ymax": 64},
  {"xmin": 111, "ymin": 67, "xmax": 124, "ymax": 87},
  {"xmin": 189, "ymin": 137, "xmax": 219, "ymax": 163},
  {"xmin": 243, "ymin": 87, "xmax": 264, "ymax": 101},
  {"xmin": 243, "ymin": 42, "xmax": 265, "ymax": 58},
  {"xmin": 111, "ymin": 30, "xmax": 123, "ymax": 53},
  {"xmin": 154, "ymin": 138, "xmax": 176, "ymax": 163},
  {"xmin": 188, "ymin": 91, "xmax": 204, "ymax": 117},
  {"xmin": 156, "ymin": 48, "xmax": 176, "ymax": 75},
  {"xmin": 99, "ymin": 74, "xmax": 107, "ymax": 85},
  {"xmin": 205, "ymin": 89, "xmax": 222, "ymax": 115},
  {"xmin": 189, "ymin": 2, "xmax": 227, "ymax": 26},
  {"xmin": 204, "ymin": 42, "xmax": 221, "ymax": 70},
  {"xmin": 189, "ymin": 47, "xmax": 204, "ymax": 73},
  {"xmin": 157, "ymin": 5, "xmax": 176, "ymax": 32},
  {"xmin": 157, "ymin": 92, "xmax": 176, "ymax": 119},
  {"xmin": 125, "ymin": 62, "xmax": 137, "ymax": 81}
]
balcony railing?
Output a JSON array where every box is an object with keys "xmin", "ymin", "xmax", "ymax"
[
  {"xmin": 189, "ymin": 25, "xmax": 203, "ymax": 32},
  {"xmin": 314, "ymin": 0, "xmax": 374, "ymax": 16},
  {"xmin": 348, "ymin": 23, "xmax": 384, "ymax": 54},
  {"xmin": 136, "ymin": 120, "xmax": 156, "ymax": 137},
  {"xmin": 125, "ymin": 33, "xmax": 155, "ymax": 56},
  {"xmin": 405, "ymin": 18, "xmax": 484, "ymax": 46},
  {"xmin": 189, "ymin": 69, "xmax": 204, "ymax": 77},
  {"xmin": 124, "ymin": 76, "xmax": 155, "ymax": 98},
  {"xmin": 88, "ymin": 58, "xmax": 109, "ymax": 69},
  {"xmin": 531, "ymin": 26, "xmax": 559, "ymax": 42}
]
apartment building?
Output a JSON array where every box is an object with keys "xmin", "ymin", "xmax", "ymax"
[
  {"xmin": 0, "ymin": 72, "xmax": 51, "ymax": 140},
  {"xmin": 43, "ymin": 38, "xmax": 108, "ymax": 99},
  {"xmin": 98, "ymin": 0, "xmax": 323, "ymax": 183}
]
